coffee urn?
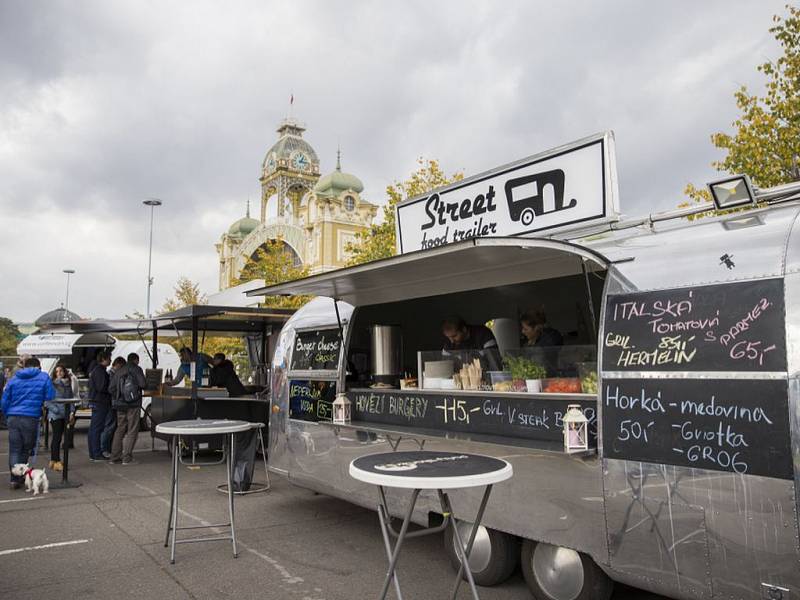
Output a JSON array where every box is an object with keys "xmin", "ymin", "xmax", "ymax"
[{"xmin": 370, "ymin": 325, "xmax": 402, "ymax": 386}]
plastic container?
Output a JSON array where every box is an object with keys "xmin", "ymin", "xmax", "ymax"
[
  {"xmin": 542, "ymin": 377, "xmax": 582, "ymax": 394},
  {"xmin": 488, "ymin": 371, "xmax": 513, "ymax": 391},
  {"xmin": 577, "ymin": 362, "xmax": 598, "ymax": 394}
]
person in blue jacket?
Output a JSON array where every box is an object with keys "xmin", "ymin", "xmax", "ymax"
[{"xmin": 1, "ymin": 357, "xmax": 55, "ymax": 489}]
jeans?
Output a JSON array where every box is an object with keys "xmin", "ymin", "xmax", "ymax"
[
  {"xmin": 100, "ymin": 408, "xmax": 117, "ymax": 454},
  {"xmin": 110, "ymin": 408, "xmax": 140, "ymax": 463},
  {"xmin": 50, "ymin": 418, "xmax": 65, "ymax": 462},
  {"xmin": 8, "ymin": 415, "xmax": 39, "ymax": 484},
  {"xmin": 88, "ymin": 402, "xmax": 110, "ymax": 459}
]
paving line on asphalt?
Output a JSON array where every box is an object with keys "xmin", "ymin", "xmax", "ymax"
[
  {"xmin": 0, "ymin": 538, "xmax": 91, "ymax": 556},
  {"xmin": 108, "ymin": 466, "xmax": 326, "ymax": 599},
  {"xmin": 0, "ymin": 496, "xmax": 45, "ymax": 504}
]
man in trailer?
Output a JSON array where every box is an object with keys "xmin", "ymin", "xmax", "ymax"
[
  {"xmin": 441, "ymin": 315, "xmax": 501, "ymax": 371},
  {"xmin": 209, "ymin": 353, "xmax": 247, "ymax": 397}
]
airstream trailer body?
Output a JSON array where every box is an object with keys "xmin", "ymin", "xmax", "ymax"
[{"xmin": 255, "ymin": 133, "xmax": 800, "ymax": 600}]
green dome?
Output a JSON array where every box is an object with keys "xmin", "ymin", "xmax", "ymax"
[
  {"xmin": 313, "ymin": 152, "xmax": 364, "ymax": 197},
  {"xmin": 227, "ymin": 202, "xmax": 259, "ymax": 239}
]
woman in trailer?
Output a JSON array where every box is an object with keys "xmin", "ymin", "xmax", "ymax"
[{"xmin": 520, "ymin": 308, "xmax": 563, "ymax": 375}]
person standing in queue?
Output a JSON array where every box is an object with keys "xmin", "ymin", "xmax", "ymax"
[
  {"xmin": 520, "ymin": 308, "xmax": 563, "ymax": 375},
  {"xmin": 209, "ymin": 353, "xmax": 247, "ymax": 397},
  {"xmin": 100, "ymin": 357, "xmax": 126, "ymax": 458},
  {"xmin": 87, "ymin": 351, "xmax": 112, "ymax": 462},
  {"xmin": 2, "ymin": 357, "xmax": 55, "ymax": 489},
  {"xmin": 441, "ymin": 315, "xmax": 501, "ymax": 371},
  {"xmin": 109, "ymin": 353, "xmax": 146, "ymax": 465},
  {"xmin": 46, "ymin": 364, "xmax": 78, "ymax": 472}
]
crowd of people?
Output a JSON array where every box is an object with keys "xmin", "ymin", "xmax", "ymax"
[{"xmin": 1, "ymin": 352, "xmax": 147, "ymax": 489}]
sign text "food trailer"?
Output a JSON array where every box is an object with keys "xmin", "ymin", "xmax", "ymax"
[{"xmin": 395, "ymin": 132, "xmax": 619, "ymax": 254}]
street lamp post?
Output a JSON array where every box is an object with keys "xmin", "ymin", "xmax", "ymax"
[
  {"xmin": 62, "ymin": 269, "xmax": 75, "ymax": 313},
  {"xmin": 143, "ymin": 199, "xmax": 162, "ymax": 317}
]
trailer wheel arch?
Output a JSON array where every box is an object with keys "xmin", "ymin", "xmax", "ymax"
[
  {"xmin": 443, "ymin": 521, "xmax": 519, "ymax": 586},
  {"xmin": 521, "ymin": 539, "xmax": 613, "ymax": 600}
]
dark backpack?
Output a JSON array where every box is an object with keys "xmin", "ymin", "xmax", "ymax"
[{"xmin": 120, "ymin": 368, "xmax": 143, "ymax": 405}]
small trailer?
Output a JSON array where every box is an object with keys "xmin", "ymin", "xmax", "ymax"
[{"xmin": 251, "ymin": 132, "xmax": 800, "ymax": 600}]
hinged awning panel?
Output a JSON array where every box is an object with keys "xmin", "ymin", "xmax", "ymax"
[{"xmin": 247, "ymin": 238, "xmax": 609, "ymax": 306}]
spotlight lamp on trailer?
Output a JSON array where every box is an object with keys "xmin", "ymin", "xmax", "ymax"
[{"xmin": 706, "ymin": 175, "xmax": 757, "ymax": 211}]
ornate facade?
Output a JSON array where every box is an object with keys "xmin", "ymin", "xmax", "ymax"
[{"xmin": 216, "ymin": 118, "xmax": 378, "ymax": 289}]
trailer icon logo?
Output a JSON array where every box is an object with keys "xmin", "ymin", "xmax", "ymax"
[{"xmin": 504, "ymin": 169, "xmax": 577, "ymax": 226}]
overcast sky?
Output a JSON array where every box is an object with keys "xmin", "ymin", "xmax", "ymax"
[{"xmin": 0, "ymin": 0, "xmax": 788, "ymax": 322}]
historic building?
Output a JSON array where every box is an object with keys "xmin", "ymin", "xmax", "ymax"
[{"xmin": 216, "ymin": 117, "xmax": 378, "ymax": 289}]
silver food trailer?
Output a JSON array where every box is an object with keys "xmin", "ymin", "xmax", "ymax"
[{"xmin": 250, "ymin": 132, "xmax": 800, "ymax": 600}]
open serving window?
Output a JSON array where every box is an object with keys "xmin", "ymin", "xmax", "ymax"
[{"xmin": 249, "ymin": 238, "xmax": 609, "ymax": 446}]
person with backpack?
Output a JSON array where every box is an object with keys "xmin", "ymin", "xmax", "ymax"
[
  {"xmin": 100, "ymin": 357, "xmax": 126, "ymax": 458},
  {"xmin": 108, "ymin": 353, "xmax": 146, "ymax": 465},
  {"xmin": 87, "ymin": 352, "xmax": 112, "ymax": 461}
]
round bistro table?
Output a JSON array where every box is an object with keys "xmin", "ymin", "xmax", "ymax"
[
  {"xmin": 350, "ymin": 451, "xmax": 513, "ymax": 600},
  {"xmin": 155, "ymin": 419, "xmax": 252, "ymax": 564}
]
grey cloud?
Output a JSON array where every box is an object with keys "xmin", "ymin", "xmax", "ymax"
[{"xmin": 0, "ymin": 0, "xmax": 790, "ymax": 321}]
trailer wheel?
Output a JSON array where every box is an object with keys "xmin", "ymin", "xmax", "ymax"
[
  {"xmin": 521, "ymin": 208, "xmax": 535, "ymax": 226},
  {"xmin": 521, "ymin": 540, "xmax": 612, "ymax": 600},
  {"xmin": 444, "ymin": 521, "xmax": 519, "ymax": 586}
]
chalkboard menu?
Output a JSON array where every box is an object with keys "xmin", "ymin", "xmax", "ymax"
[
  {"xmin": 289, "ymin": 380, "xmax": 337, "ymax": 422},
  {"xmin": 349, "ymin": 390, "xmax": 596, "ymax": 443},
  {"xmin": 602, "ymin": 378, "xmax": 791, "ymax": 479},
  {"xmin": 602, "ymin": 279, "xmax": 786, "ymax": 372},
  {"xmin": 290, "ymin": 328, "xmax": 342, "ymax": 372}
]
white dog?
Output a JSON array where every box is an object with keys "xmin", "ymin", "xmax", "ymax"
[{"xmin": 11, "ymin": 463, "xmax": 49, "ymax": 495}]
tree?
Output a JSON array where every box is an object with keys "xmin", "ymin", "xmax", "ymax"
[
  {"xmin": 156, "ymin": 277, "xmax": 243, "ymax": 358},
  {"xmin": 234, "ymin": 239, "xmax": 310, "ymax": 308},
  {"xmin": 683, "ymin": 5, "xmax": 800, "ymax": 210},
  {"xmin": 345, "ymin": 158, "xmax": 464, "ymax": 265},
  {"xmin": 0, "ymin": 317, "xmax": 21, "ymax": 356},
  {"xmin": 161, "ymin": 277, "xmax": 207, "ymax": 314}
]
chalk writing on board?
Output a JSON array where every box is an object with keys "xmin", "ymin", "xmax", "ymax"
[
  {"xmin": 602, "ymin": 379, "xmax": 791, "ymax": 479},
  {"xmin": 350, "ymin": 390, "xmax": 596, "ymax": 443},
  {"xmin": 289, "ymin": 380, "xmax": 336, "ymax": 422},
  {"xmin": 290, "ymin": 329, "xmax": 342, "ymax": 371},
  {"xmin": 602, "ymin": 279, "xmax": 786, "ymax": 372}
]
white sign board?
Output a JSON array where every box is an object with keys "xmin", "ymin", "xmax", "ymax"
[
  {"xmin": 395, "ymin": 132, "xmax": 619, "ymax": 254},
  {"xmin": 17, "ymin": 334, "xmax": 83, "ymax": 356}
]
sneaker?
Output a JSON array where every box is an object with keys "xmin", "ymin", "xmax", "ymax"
[
  {"xmin": 52, "ymin": 461, "xmax": 63, "ymax": 472},
  {"xmin": 89, "ymin": 456, "xmax": 104, "ymax": 462},
  {"xmin": 121, "ymin": 459, "xmax": 137, "ymax": 465},
  {"xmin": 9, "ymin": 482, "xmax": 21, "ymax": 490},
  {"xmin": 102, "ymin": 451, "xmax": 111, "ymax": 459},
  {"xmin": 48, "ymin": 460, "xmax": 57, "ymax": 469},
  {"xmin": 108, "ymin": 459, "xmax": 122, "ymax": 465}
]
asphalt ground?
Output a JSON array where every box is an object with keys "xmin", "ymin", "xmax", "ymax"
[{"xmin": 0, "ymin": 423, "xmax": 668, "ymax": 600}]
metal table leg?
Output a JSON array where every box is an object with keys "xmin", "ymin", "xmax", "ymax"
[
  {"xmin": 226, "ymin": 433, "xmax": 238, "ymax": 558},
  {"xmin": 164, "ymin": 437, "xmax": 176, "ymax": 548},
  {"xmin": 376, "ymin": 488, "xmax": 404, "ymax": 600},
  {"xmin": 169, "ymin": 435, "xmax": 180, "ymax": 564},
  {"xmin": 446, "ymin": 485, "xmax": 494, "ymax": 600},
  {"xmin": 377, "ymin": 486, "xmax": 420, "ymax": 600},
  {"xmin": 51, "ymin": 412, "xmax": 81, "ymax": 489}
]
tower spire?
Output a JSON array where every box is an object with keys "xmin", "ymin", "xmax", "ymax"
[
  {"xmin": 246, "ymin": 197, "xmax": 251, "ymax": 218},
  {"xmin": 336, "ymin": 146, "xmax": 342, "ymax": 172}
]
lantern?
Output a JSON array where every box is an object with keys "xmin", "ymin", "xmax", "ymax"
[
  {"xmin": 563, "ymin": 404, "xmax": 588, "ymax": 453},
  {"xmin": 333, "ymin": 393, "xmax": 351, "ymax": 425}
]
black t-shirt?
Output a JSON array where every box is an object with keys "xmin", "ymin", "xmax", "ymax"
[{"xmin": 442, "ymin": 324, "xmax": 498, "ymax": 352}]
